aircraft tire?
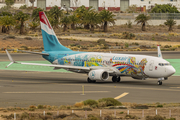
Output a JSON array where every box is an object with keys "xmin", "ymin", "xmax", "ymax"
[
  {"xmin": 157, "ymin": 81, "xmax": 162, "ymax": 85},
  {"xmin": 117, "ymin": 77, "xmax": 121, "ymax": 82},
  {"xmin": 112, "ymin": 76, "xmax": 117, "ymax": 82}
]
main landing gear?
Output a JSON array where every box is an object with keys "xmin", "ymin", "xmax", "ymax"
[
  {"xmin": 87, "ymin": 77, "xmax": 96, "ymax": 83},
  {"xmin": 157, "ymin": 81, "xmax": 162, "ymax": 85},
  {"xmin": 112, "ymin": 76, "xmax": 121, "ymax": 82}
]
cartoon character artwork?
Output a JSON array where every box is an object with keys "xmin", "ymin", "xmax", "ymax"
[{"xmin": 113, "ymin": 57, "xmax": 148, "ymax": 76}]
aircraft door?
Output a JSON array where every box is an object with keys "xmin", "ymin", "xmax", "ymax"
[{"xmin": 149, "ymin": 60, "xmax": 154, "ymax": 71}]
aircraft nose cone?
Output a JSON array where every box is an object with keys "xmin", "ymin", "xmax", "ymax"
[{"xmin": 168, "ymin": 66, "xmax": 176, "ymax": 76}]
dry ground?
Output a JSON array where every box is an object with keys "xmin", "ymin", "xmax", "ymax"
[
  {"xmin": 0, "ymin": 24, "xmax": 180, "ymax": 53},
  {"xmin": 0, "ymin": 107, "xmax": 180, "ymax": 120}
]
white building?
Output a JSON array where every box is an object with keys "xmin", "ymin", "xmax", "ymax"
[{"xmin": 0, "ymin": 0, "xmax": 180, "ymax": 11}]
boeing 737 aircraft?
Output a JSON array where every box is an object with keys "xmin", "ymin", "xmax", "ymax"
[{"xmin": 6, "ymin": 12, "xmax": 176, "ymax": 85}]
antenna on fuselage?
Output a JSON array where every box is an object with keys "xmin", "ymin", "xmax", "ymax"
[{"xmin": 157, "ymin": 45, "xmax": 163, "ymax": 58}]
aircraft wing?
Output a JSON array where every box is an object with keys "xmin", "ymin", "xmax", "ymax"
[
  {"xmin": 20, "ymin": 62, "xmax": 90, "ymax": 70},
  {"xmin": 5, "ymin": 49, "xmax": 115, "ymax": 73}
]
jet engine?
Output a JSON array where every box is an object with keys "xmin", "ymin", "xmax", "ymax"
[{"xmin": 88, "ymin": 70, "xmax": 109, "ymax": 81}]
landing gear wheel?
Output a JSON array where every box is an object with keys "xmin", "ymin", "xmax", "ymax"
[
  {"xmin": 157, "ymin": 81, "xmax": 162, "ymax": 85},
  {"xmin": 112, "ymin": 76, "xmax": 121, "ymax": 82},
  {"xmin": 117, "ymin": 77, "xmax": 121, "ymax": 82},
  {"xmin": 112, "ymin": 76, "xmax": 117, "ymax": 82},
  {"xmin": 87, "ymin": 78, "xmax": 96, "ymax": 83}
]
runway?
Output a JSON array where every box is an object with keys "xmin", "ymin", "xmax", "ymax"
[
  {"xmin": 0, "ymin": 52, "xmax": 180, "ymax": 107},
  {"xmin": 0, "ymin": 70, "xmax": 180, "ymax": 107}
]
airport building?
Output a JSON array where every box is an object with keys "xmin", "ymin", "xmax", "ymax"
[{"xmin": 0, "ymin": 0, "xmax": 180, "ymax": 11}]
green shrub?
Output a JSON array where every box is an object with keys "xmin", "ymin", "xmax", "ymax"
[
  {"xmin": 98, "ymin": 98, "xmax": 122, "ymax": 107},
  {"xmin": 166, "ymin": 118, "xmax": 176, "ymax": 120},
  {"xmin": 125, "ymin": 43, "xmax": 129, "ymax": 48},
  {"xmin": 59, "ymin": 105, "xmax": 66, "ymax": 110},
  {"xmin": 83, "ymin": 99, "xmax": 98, "ymax": 107},
  {"xmin": 19, "ymin": 5, "xmax": 27, "ymax": 9},
  {"xmin": 47, "ymin": 112, "xmax": 52, "ymax": 115},
  {"xmin": 146, "ymin": 115, "xmax": 166, "ymax": 120},
  {"xmin": 120, "ymin": 112, "xmax": 124, "ymax": 114},
  {"xmin": 70, "ymin": 44, "xmax": 76, "ymax": 47},
  {"xmin": 121, "ymin": 31, "xmax": 135, "ymax": 39},
  {"xmin": 29, "ymin": 108, "xmax": 35, "ymax": 111},
  {"xmin": 124, "ymin": 115, "xmax": 139, "ymax": 119},
  {"xmin": 97, "ymin": 39, "xmax": 106, "ymax": 45},
  {"xmin": 157, "ymin": 104, "xmax": 163, "ymax": 107},
  {"xmin": 132, "ymin": 104, "xmax": 149, "ymax": 109},
  {"xmin": 37, "ymin": 104, "xmax": 44, "ymax": 109},
  {"xmin": 88, "ymin": 114, "xmax": 100, "ymax": 120},
  {"xmin": 164, "ymin": 45, "xmax": 172, "ymax": 48}
]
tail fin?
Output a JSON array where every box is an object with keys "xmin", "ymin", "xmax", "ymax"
[
  {"xmin": 157, "ymin": 45, "xmax": 163, "ymax": 58},
  {"xmin": 39, "ymin": 11, "xmax": 71, "ymax": 51}
]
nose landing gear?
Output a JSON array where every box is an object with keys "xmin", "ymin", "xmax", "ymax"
[
  {"xmin": 157, "ymin": 81, "xmax": 162, "ymax": 85},
  {"xmin": 112, "ymin": 76, "xmax": 121, "ymax": 82}
]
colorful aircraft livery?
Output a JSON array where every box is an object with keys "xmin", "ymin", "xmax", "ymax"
[{"xmin": 5, "ymin": 12, "xmax": 176, "ymax": 85}]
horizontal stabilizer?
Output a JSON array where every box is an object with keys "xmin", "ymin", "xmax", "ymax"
[
  {"xmin": 5, "ymin": 49, "xmax": 16, "ymax": 68},
  {"xmin": 17, "ymin": 50, "xmax": 49, "ymax": 56}
]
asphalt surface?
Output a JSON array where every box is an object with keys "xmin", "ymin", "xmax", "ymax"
[{"xmin": 0, "ymin": 52, "xmax": 180, "ymax": 107}]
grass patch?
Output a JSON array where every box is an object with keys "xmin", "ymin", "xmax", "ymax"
[
  {"xmin": 83, "ymin": 99, "xmax": 98, "ymax": 107},
  {"xmin": 98, "ymin": 98, "xmax": 122, "ymax": 107},
  {"xmin": 146, "ymin": 115, "xmax": 166, "ymax": 120}
]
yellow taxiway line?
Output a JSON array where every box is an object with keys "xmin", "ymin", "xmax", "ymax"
[{"xmin": 114, "ymin": 92, "xmax": 129, "ymax": 100}]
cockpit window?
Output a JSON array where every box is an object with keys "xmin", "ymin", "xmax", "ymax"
[{"xmin": 159, "ymin": 63, "xmax": 171, "ymax": 66}]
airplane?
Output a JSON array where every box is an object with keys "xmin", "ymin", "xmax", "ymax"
[{"xmin": 5, "ymin": 11, "xmax": 176, "ymax": 85}]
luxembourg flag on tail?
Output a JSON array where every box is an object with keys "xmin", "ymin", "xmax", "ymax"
[{"xmin": 39, "ymin": 11, "xmax": 71, "ymax": 51}]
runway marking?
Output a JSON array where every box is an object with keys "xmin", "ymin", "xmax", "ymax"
[
  {"xmin": 114, "ymin": 92, "xmax": 129, "ymax": 100},
  {"xmin": 1, "ymin": 80, "xmax": 180, "ymax": 92},
  {"xmin": 3, "ymin": 91, "xmax": 110, "ymax": 94},
  {"xmin": 170, "ymin": 87, "xmax": 180, "ymax": 88}
]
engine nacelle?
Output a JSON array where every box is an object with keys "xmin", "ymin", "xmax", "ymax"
[{"xmin": 88, "ymin": 70, "xmax": 109, "ymax": 81}]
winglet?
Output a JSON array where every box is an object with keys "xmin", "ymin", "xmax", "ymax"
[
  {"xmin": 5, "ymin": 49, "xmax": 16, "ymax": 68},
  {"xmin": 157, "ymin": 45, "xmax": 163, "ymax": 58}
]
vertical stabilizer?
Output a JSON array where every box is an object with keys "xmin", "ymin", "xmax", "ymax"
[
  {"xmin": 157, "ymin": 45, "xmax": 163, "ymax": 58},
  {"xmin": 39, "ymin": 11, "xmax": 71, "ymax": 51}
]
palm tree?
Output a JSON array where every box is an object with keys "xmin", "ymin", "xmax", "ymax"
[
  {"xmin": 29, "ymin": 0, "xmax": 35, "ymax": 9},
  {"xmin": 14, "ymin": 11, "xmax": 30, "ymax": 34},
  {"xmin": 164, "ymin": 19, "xmax": 176, "ymax": 31},
  {"xmin": 135, "ymin": 14, "xmax": 150, "ymax": 31},
  {"xmin": 84, "ymin": 12, "xmax": 100, "ymax": 31},
  {"xmin": 75, "ymin": 5, "xmax": 94, "ymax": 29},
  {"xmin": 60, "ymin": 16, "xmax": 71, "ymax": 32},
  {"xmin": 48, "ymin": 5, "xmax": 63, "ymax": 28},
  {"xmin": 32, "ymin": 8, "xmax": 43, "ymax": 22},
  {"xmin": 5, "ymin": 0, "xmax": 14, "ymax": 7},
  {"xmin": 99, "ymin": 10, "xmax": 116, "ymax": 32},
  {"xmin": 69, "ymin": 14, "xmax": 79, "ymax": 30},
  {"xmin": 0, "ymin": 16, "xmax": 15, "ymax": 33}
]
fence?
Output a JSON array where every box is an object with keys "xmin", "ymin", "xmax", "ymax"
[
  {"xmin": 7, "ymin": 109, "xmax": 180, "ymax": 120},
  {"xmin": 116, "ymin": 13, "xmax": 180, "ymax": 20}
]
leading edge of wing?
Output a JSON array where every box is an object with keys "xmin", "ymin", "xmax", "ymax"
[
  {"xmin": 20, "ymin": 62, "xmax": 90, "ymax": 70},
  {"xmin": 20, "ymin": 62, "xmax": 114, "ymax": 73}
]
